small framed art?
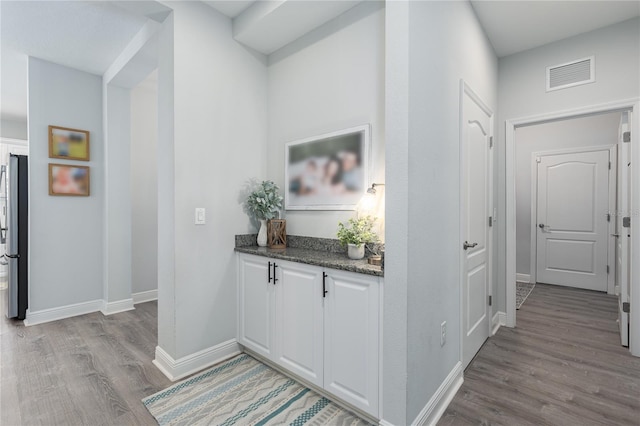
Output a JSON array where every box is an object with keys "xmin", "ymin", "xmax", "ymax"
[
  {"xmin": 49, "ymin": 164, "xmax": 90, "ymax": 196},
  {"xmin": 49, "ymin": 125, "xmax": 90, "ymax": 161}
]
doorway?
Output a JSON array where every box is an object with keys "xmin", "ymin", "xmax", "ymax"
[{"xmin": 505, "ymin": 98, "xmax": 640, "ymax": 357}]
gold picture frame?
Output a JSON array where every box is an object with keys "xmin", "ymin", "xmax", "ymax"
[
  {"xmin": 49, "ymin": 125, "xmax": 90, "ymax": 161},
  {"xmin": 49, "ymin": 163, "xmax": 90, "ymax": 197}
]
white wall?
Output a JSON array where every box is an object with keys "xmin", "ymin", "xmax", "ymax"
[
  {"xmin": 267, "ymin": 1, "xmax": 385, "ymax": 239},
  {"xmin": 28, "ymin": 57, "xmax": 104, "ymax": 312},
  {"xmin": 131, "ymin": 72, "xmax": 158, "ymax": 295},
  {"xmin": 515, "ymin": 112, "xmax": 621, "ymax": 277},
  {"xmin": 0, "ymin": 118, "xmax": 27, "ymax": 140},
  {"xmin": 157, "ymin": 1, "xmax": 268, "ymax": 359},
  {"xmin": 496, "ymin": 17, "xmax": 640, "ymax": 311},
  {"xmin": 383, "ymin": 1, "xmax": 498, "ymax": 423}
]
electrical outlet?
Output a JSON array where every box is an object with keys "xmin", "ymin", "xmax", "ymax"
[{"xmin": 441, "ymin": 321, "xmax": 447, "ymax": 347}]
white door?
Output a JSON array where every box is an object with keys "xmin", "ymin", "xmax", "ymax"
[
  {"xmin": 274, "ymin": 260, "xmax": 324, "ymax": 387},
  {"xmin": 536, "ymin": 150, "xmax": 610, "ymax": 291},
  {"xmin": 617, "ymin": 113, "xmax": 631, "ymax": 346},
  {"xmin": 461, "ymin": 83, "xmax": 492, "ymax": 369},
  {"xmin": 324, "ymin": 269, "xmax": 379, "ymax": 418},
  {"xmin": 237, "ymin": 254, "xmax": 274, "ymax": 358}
]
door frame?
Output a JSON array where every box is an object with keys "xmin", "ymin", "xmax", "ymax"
[
  {"xmin": 505, "ymin": 97, "xmax": 640, "ymax": 358},
  {"xmin": 459, "ymin": 80, "xmax": 494, "ymax": 365},
  {"xmin": 528, "ymin": 145, "xmax": 617, "ymax": 293}
]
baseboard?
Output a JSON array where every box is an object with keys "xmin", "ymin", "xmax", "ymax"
[
  {"xmin": 153, "ymin": 339, "xmax": 241, "ymax": 381},
  {"xmin": 492, "ymin": 311, "xmax": 507, "ymax": 335},
  {"xmin": 132, "ymin": 289, "xmax": 158, "ymax": 304},
  {"xmin": 101, "ymin": 298, "xmax": 135, "ymax": 316},
  {"xmin": 516, "ymin": 273, "xmax": 531, "ymax": 283},
  {"xmin": 410, "ymin": 361, "xmax": 463, "ymax": 426},
  {"xmin": 24, "ymin": 299, "xmax": 103, "ymax": 326}
]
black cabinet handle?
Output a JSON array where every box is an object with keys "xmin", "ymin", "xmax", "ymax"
[
  {"xmin": 268, "ymin": 262, "xmax": 272, "ymax": 283},
  {"xmin": 273, "ymin": 263, "xmax": 278, "ymax": 284},
  {"xmin": 322, "ymin": 272, "xmax": 328, "ymax": 297}
]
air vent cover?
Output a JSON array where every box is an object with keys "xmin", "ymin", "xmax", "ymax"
[{"xmin": 546, "ymin": 56, "xmax": 595, "ymax": 92}]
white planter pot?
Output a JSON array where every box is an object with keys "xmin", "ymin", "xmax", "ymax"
[
  {"xmin": 257, "ymin": 219, "xmax": 268, "ymax": 247},
  {"xmin": 347, "ymin": 244, "xmax": 365, "ymax": 260}
]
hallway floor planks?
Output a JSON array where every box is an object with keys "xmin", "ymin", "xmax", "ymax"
[
  {"xmin": 440, "ymin": 283, "xmax": 640, "ymax": 426},
  {"xmin": 0, "ymin": 295, "xmax": 170, "ymax": 426}
]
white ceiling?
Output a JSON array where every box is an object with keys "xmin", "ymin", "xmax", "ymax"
[
  {"xmin": 470, "ymin": 0, "xmax": 640, "ymax": 57},
  {"xmin": 202, "ymin": 0, "xmax": 256, "ymax": 18}
]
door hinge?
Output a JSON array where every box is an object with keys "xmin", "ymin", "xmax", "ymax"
[
  {"xmin": 609, "ymin": 161, "xmax": 612, "ymax": 170},
  {"xmin": 623, "ymin": 131, "xmax": 631, "ymax": 143},
  {"xmin": 623, "ymin": 216, "xmax": 631, "ymax": 228},
  {"xmin": 607, "ymin": 213, "xmax": 611, "ymax": 222},
  {"xmin": 536, "ymin": 156, "xmax": 541, "ymax": 163},
  {"xmin": 489, "ymin": 216, "xmax": 493, "ymax": 227},
  {"xmin": 623, "ymin": 302, "xmax": 630, "ymax": 313},
  {"xmin": 489, "ymin": 136, "xmax": 493, "ymax": 148},
  {"xmin": 488, "ymin": 295, "xmax": 493, "ymax": 306},
  {"xmin": 607, "ymin": 265, "xmax": 610, "ymax": 274}
]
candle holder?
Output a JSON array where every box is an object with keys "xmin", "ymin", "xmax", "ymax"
[{"xmin": 267, "ymin": 219, "xmax": 287, "ymax": 249}]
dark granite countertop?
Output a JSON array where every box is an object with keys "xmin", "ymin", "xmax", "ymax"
[{"xmin": 234, "ymin": 241, "xmax": 384, "ymax": 278}]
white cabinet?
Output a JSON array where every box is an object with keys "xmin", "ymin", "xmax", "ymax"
[
  {"xmin": 237, "ymin": 253, "xmax": 382, "ymax": 418},
  {"xmin": 237, "ymin": 254, "xmax": 274, "ymax": 359},
  {"xmin": 275, "ymin": 260, "xmax": 324, "ymax": 387},
  {"xmin": 324, "ymin": 269, "xmax": 379, "ymax": 416}
]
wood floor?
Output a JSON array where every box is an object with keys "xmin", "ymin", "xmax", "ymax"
[
  {"xmin": 440, "ymin": 283, "xmax": 640, "ymax": 426},
  {"xmin": 0, "ymin": 290, "xmax": 171, "ymax": 426}
]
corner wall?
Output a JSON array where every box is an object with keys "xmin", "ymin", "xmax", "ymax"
[
  {"xmin": 266, "ymin": 1, "xmax": 385, "ymax": 239},
  {"xmin": 28, "ymin": 57, "xmax": 104, "ymax": 313}
]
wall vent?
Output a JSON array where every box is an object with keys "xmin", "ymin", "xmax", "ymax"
[{"xmin": 546, "ymin": 56, "xmax": 595, "ymax": 92}]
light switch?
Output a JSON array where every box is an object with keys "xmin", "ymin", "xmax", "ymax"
[{"xmin": 195, "ymin": 208, "xmax": 206, "ymax": 225}]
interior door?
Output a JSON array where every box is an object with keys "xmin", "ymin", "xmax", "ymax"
[
  {"xmin": 617, "ymin": 113, "xmax": 631, "ymax": 346},
  {"xmin": 536, "ymin": 150, "xmax": 610, "ymax": 291},
  {"xmin": 461, "ymin": 84, "xmax": 492, "ymax": 369}
]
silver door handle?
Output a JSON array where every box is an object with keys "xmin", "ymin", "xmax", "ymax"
[
  {"xmin": 463, "ymin": 241, "xmax": 478, "ymax": 250},
  {"xmin": 611, "ymin": 233, "xmax": 620, "ymax": 237},
  {"xmin": 538, "ymin": 223, "xmax": 545, "ymax": 229}
]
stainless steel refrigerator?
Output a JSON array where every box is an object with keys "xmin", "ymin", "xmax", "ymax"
[{"xmin": 4, "ymin": 154, "xmax": 28, "ymax": 319}]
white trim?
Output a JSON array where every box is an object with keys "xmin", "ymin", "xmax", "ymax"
[
  {"xmin": 410, "ymin": 362, "xmax": 463, "ymax": 426},
  {"xmin": 505, "ymin": 98, "xmax": 640, "ymax": 347},
  {"xmin": 492, "ymin": 311, "xmax": 507, "ymax": 335},
  {"xmin": 101, "ymin": 298, "xmax": 135, "ymax": 316},
  {"xmin": 132, "ymin": 289, "xmax": 158, "ymax": 304},
  {"xmin": 516, "ymin": 273, "xmax": 531, "ymax": 283},
  {"xmin": 153, "ymin": 339, "xmax": 242, "ymax": 381},
  {"xmin": 24, "ymin": 299, "xmax": 103, "ymax": 326},
  {"xmin": 0, "ymin": 137, "xmax": 28, "ymax": 146},
  {"xmin": 378, "ymin": 421, "xmax": 395, "ymax": 426}
]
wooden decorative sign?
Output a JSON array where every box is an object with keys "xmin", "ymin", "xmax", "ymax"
[{"xmin": 267, "ymin": 219, "xmax": 287, "ymax": 249}]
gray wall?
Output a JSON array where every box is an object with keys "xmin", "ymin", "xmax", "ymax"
[
  {"xmin": 157, "ymin": 1, "xmax": 268, "ymax": 359},
  {"xmin": 515, "ymin": 112, "xmax": 621, "ymax": 277},
  {"xmin": 0, "ymin": 118, "xmax": 27, "ymax": 140},
  {"xmin": 266, "ymin": 1, "xmax": 385, "ymax": 239},
  {"xmin": 496, "ymin": 17, "xmax": 640, "ymax": 312},
  {"xmin": 131, "ymin": 73, "xmax": 158, "ymax": 295},
  {"xmin": 28, "ymin": 57, "xmax": 104, "ymax": 312},
  {"xmin": 383, "ymin": 1, "xmax": 498, "ymax": 423}
]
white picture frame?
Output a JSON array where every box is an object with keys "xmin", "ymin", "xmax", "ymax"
[{"xmin": 285, "ymin": 124, "xmax": 371, "ymax": 211}]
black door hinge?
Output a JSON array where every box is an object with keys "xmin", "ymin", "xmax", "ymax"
[
  {"xmin": 488, "ymin": 216, "xmax": 493, "ymax": 227},
  {"xmin": 623, "ymin": 217, "xmax": 631, "ymax": 228},
  {"xmin": 623, "ymin": 131, "xmax": 631, "ymax": 143},
  {"xmin": 488, "ymin": 295, "xmax": 492, "ymax": 306},
  {"xmin": 607, "ymin": 265, "xmax": 610, "ymax": 274},
  {"xmin": 623, "ymin": 302, "xmax": 630, "ymax": 313}
]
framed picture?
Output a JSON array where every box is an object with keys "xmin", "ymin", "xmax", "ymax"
[
  {"xmin": 49, "ymin": 125, "xmax": 90, "ymax": 161},
  {"xmin": 49, "ymin": 164, "xmax": 90, "ymax": 197},
  {"xmin": 285, "ymin": 124, "xmax": 370, "ymax": 211}
]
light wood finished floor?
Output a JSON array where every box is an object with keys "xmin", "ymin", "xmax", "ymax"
[
  {"xmin": 440, "ymin": 283, "xmax": 640, "ymax": 426},
  {"xmin": 0, "ymin": 290, "xmax": 171, "ymax": 426}
]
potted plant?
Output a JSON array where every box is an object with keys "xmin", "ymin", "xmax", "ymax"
[
  {"xmin": 246, "ymin": 180, "xmax": 284, "ymax": 247},
  {"xmin": 337, "ymin": 216, "xmax": 379, "ymax": 260}
]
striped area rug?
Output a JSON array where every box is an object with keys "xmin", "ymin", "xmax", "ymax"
[{"xmin": 142, "ymin": 353, "xmax": 370, "ymax": 426}]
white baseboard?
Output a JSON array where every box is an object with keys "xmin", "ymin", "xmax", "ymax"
[
  {"xmin": 24, "ymin": 299, "xmax": 103, "ymax": 326},
  {"xmin": 101, "ymin": 298, "xmax": 135, "ymax": 316},
  {"xmin": 516, "ymin": 273, "xmax": 531, "ymax": 283},
  {"xmin": 153, "ymin": 339, "xmax": 241, "ymax": 381},
  {"xmin": 132, "ymin": 289, "xmax": 158, "ymax": 304},
  {"xmin": 410, "ymin": 361, "xmax": 463, "ymax": 426},
  {"xmin": 492, "ymin": 311, "xmax": 507, "ymax": 335}
]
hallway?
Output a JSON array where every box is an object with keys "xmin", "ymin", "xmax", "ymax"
[{"xmin": 440, "ymin": 283, "xmax": 640, "ymax": 425}]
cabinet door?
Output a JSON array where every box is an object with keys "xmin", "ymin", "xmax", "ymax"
[
  {"xmin": 238, "ymin": 254, "xmax": 274, "ymax": 359},
  {"xmin": 274, "ymin": 260, "xmax": 324, "ymax": 387},
  {"xmin": 324, "ymin": 269, "xmax": 380, "ymax": 417}
]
